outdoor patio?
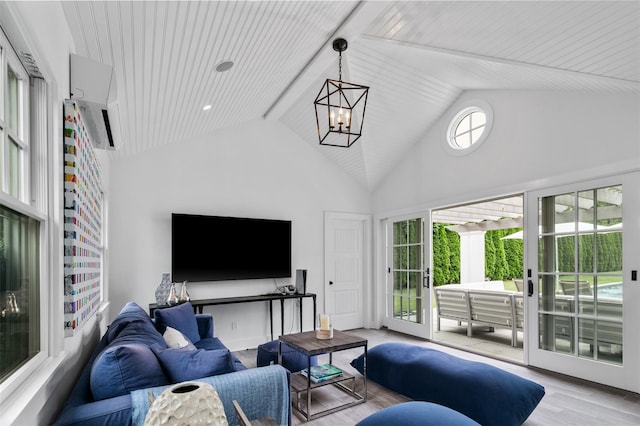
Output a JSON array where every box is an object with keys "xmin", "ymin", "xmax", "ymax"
[{"xmin": 432, "ymin": 311, "xmax": 524, "ymax": 363}]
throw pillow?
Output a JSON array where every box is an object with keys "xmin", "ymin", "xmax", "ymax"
[
  {"xmin": 150, "ymin": 344, "xmax": 235, "ymax": 382},
  {"xmin": 163, "ymin": 326, "xmax": 196, "ymax": 350},
  {"xmin": 104, "ymin": 301, "xmax": 155, "ymax": 344},
  {"xmin": 153, "ymin": 302, "xmax": 201, "ymax": 344},
  {"xmin": 90, "ymin": 343, "xmax": 169, "ymax": 400}
]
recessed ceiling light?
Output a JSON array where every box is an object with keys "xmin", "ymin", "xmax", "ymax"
[
  {"xmin": 216, "ymin": 60, "xmax": 234, "ymax": 72},
  {"xmin": 203, "ymin": 104, "xmax": 212, "ymax": 111}
]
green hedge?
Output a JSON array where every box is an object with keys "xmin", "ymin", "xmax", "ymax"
[
  {"xmin": 432, "ymin": 224, "xmax": 523, "ymax": 286},
  {"xmin": 432, "ymin": 225, "xmax": 622, "ymax": 285}
]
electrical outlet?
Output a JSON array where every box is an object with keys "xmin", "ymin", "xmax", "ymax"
[{"xmin": 231, "ymin": 321, "xmax": 237, "ymax": 330}]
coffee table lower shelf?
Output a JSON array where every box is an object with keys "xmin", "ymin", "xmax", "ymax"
[{"xmin": 290, "ymin": 370, "xmax": 365, "ymax": 420}]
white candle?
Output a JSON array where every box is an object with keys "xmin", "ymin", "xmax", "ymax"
[
  {"xmin": 330, "ymin": 111, "xmax": 335, "ymax": 128},
  {"xmin": 320, "ymin": 314, "xmax": 330, "ymax": 330}
]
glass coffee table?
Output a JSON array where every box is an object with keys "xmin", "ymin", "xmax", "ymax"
[{"xmin": 278, "ymin": 329, "xmax": 367, "ymax": 421}]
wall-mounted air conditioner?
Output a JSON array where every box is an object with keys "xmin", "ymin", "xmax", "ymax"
[{"xmin": 69, "ymin": 54, "xmax": 118, "ymax": 150}]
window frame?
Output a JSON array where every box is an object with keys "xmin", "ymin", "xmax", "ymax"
[
  {"xmin": 445, "ymin": 99, "xmax": 493, "ymax": 156},
  {"xmin": 1, "ymin": 27, "xmax": 30, "ymax": 203},
  {"xmin": 0, "ymin": 23, "xmax": 50, "ymax": 398}
]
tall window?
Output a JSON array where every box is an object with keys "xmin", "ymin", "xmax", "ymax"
[{"xmin": 0, "ymin": 26, "xmax": 40, "ymax": 383}]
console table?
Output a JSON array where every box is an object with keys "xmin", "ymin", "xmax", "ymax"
[{"xmin": 149, "ymin": 293, "xmax": 316, "ymax": 340}]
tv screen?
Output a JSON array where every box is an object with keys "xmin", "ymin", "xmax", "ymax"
[{"xmin": 171, "ymin": 213, "xmax": 292, "ymax": 282}]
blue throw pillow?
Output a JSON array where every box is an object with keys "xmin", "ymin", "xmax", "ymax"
[
  {"xmin": 356, "ymin": 401, "xmax": 480, "ymax": 426},
  {"xmin": 90, "ymin": 343, "xmax": 169, "ymax": 400},
  {"xmin": 153, "ymin": 302, "xmax": 201, "ymax": 344},
  {"xmin": 150, "ymin": 344, "xmax": 235, "ymax": 382},
  {"xmin": 105, "ymin": 302, "xmax": 155, "ymax": 343},
  {"xmin": 351, "ymin": 343, "xmax": 545, "ymax": 426}
]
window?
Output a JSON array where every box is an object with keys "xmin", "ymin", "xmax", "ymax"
[
  {"xmin": 0, "ymin": 26, "xmax": 41, "ymax": 384},
  {"xmin": 0, "ymin": 205, "xmax": 40, "ymax": 382},
  {"xmin": 446, "ymin": 100, "xmax": 493, "ymax": 155}
]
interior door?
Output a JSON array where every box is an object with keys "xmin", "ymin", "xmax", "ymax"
[
  {"xmin": 385, "ymin": 214, "xmax": 431, "ymax": 339},
  {"xmin": 526, "ymin": 173, "xmax": 640, "ymax": 392},
  {"xmin": 324, "ymin": 212, "xmax": 369, "ymax": 331}
]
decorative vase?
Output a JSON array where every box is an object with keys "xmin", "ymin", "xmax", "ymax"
[
  {"xmin": 178, "ymin": 281, "xmax": 190, "ymax": 303},
  {"xmin": 154, "ymin": 273, "xmax": 172, "ymax": 305},
  {"xmin": 144, "ymin": 381, "xmax": 228, "ymax": 426},
  {"xmin": 166, "ymin": 283, "xmax": 179, "ymax": 306}
]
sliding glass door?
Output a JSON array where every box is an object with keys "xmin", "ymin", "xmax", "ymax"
[{"xmin": 526, "ymin": 173, "xmax": 640, "ymax": 391}]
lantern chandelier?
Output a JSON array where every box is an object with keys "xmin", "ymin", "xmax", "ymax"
[{"xmin": 314, "ymin": 38, "xmax": 369, "ymax": 148}]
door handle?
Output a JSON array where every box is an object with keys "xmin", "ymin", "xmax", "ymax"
[
  {"xmin": 424, "ymin": 268, "xmax": 430, "ymax": 288},
  {"xmin": 329, "ymin": 281, "xmax": 334, "ymax": 285},
  {"xmin": 527, "ymin": 280, "xmax": 534, "ymax": 297}
]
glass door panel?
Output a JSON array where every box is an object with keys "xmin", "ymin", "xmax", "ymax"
[
  {"xmin": 536, "ymin": 185, "xmax": 624, "ymax": 364},
  {"xmin": 386, "ymin": 216, "xmax": 431, "ymax": 339}
]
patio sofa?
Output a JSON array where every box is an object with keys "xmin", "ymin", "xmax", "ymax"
[
  {"xmin": 434, "ymin": 282, "xmax": 524, "ymax": 347},
  {"xmin": 53, "ymin": 301, "xmax": 290, "ymax": 426}
]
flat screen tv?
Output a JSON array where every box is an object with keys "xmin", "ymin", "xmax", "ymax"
[{"xmin": 171, "ymin": 213, "xmax": 292, "ymax": 282}]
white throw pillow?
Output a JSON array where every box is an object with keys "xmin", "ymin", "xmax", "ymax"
[{"xmin": 163, "ymin": 326, "xmax": 196, "ymax": 350}]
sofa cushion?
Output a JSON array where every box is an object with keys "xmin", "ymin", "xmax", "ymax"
[
  {"xmin": 90, "ymin": 319, "xmax": 169, "ymax": 400},
  {"xmin": 356, "ymin": 401, "xmax": 480, "ymax": 426},
  {"xmin": 351, "ymin": 342, "xmax": 545, "ymax": 426},
  {"xmin": 153, "ymin": 302, "xmax": 201, "ymax": 343},
  {"xmin": 150, "ymin": 344, "xmax": 235, "ymax": 382},
  {"xmin": 90, "ymin": 343, "xmax": 169, "ymax": 400},
  {"xmin": 104, "ymin": 301, "xmax": 155, "ymax": 344}
]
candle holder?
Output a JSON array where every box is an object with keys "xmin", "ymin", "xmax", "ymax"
[{"xmin": 315, "ymin": 313, "xmax": 333, "ymax": 339}]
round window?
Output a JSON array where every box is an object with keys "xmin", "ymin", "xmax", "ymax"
[{"xmin": 446, "ymin": 101, "xmax": 493, "ymax": 154}]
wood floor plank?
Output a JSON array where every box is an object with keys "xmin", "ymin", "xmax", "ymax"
[{"xmin": 233, "ymin": 328, "xmax": 640, "ymax": 425}]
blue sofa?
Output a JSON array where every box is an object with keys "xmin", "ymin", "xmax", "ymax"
[{"xmin": 53, "ymin": 302, "xmax": 291, "ymax": 426}]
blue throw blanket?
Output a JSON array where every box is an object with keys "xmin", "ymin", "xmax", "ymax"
[{"xmin": 131, "ymin": 365, "xmax": 290, "ymax": 426}]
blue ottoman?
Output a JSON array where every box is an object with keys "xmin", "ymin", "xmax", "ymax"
[
  {"xmin": 351, "ymin": 342, "xmax": 545, "ymax": 426},
  {"xmin": 256, "ymin": 340, "xmax": 318, "ymax": 372},
  {"xmin": 356, "ymin": 401, "xmax": 480, "ymax": 426}
]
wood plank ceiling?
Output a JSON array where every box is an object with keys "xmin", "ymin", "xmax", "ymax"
[{"xmin": 61, "ymin": 1, "xmax": 640, "ymax": 193}]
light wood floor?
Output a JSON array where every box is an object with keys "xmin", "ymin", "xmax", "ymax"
[{"xmin": 233, "ymin": 328, "xmax": 640, "ymax": 426}]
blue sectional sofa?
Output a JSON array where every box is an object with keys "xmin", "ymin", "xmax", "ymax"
[{"xmin": 53, "ymin": 302, "xmax": 291, "ymax": 426}]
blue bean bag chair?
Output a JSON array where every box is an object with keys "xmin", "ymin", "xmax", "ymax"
[
  {"xmin": 351, "ymin": 342, "xmax": 545, "ymax": 426},
  {"xmin": 356, "ymin": 401, "xmax": 480, "ymax": 426}
]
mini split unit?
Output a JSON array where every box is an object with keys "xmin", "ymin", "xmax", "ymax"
[{"xmin": 69, "ymin": 54, "xmax": 118, "ymax": 150}]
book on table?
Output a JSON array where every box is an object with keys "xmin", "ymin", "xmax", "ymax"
[{"xmin": 300, "ymin": 363, "xmax": 343, "ymax": 383}]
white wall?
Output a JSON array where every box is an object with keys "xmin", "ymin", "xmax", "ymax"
[
  {"xmin": 108, "ymin": 118, "xmax": 371, "ymax": 350},
  {"xmin": 374, "ymin": 90, "xmax": 640, "ymax": 214}
]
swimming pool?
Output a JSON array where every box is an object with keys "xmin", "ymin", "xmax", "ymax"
[{"xmin": 597, "ymin": 283, "xmax": 622, "ymax": 299}]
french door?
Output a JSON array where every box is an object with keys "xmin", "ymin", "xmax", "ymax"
[
  {"xmin": 386, "ymin": 215, "xmax": 431, "ymax": 339},
  {"xmin": 526, "ymin": 173, "xmax": 640, "ymax": 391}
]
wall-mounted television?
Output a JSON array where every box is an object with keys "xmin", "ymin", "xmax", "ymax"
[{"xmin": 171, "ymin": 213, "xmax": 292, "ymax": 282}]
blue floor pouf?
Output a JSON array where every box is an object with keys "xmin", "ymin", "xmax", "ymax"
[
  {"xmin": 256, "ymin": 340, "xmax": 318, "ymax": 372},
  {"xmin": 356, "ymin": 401, "xmax": 480, "ymax": 426}
]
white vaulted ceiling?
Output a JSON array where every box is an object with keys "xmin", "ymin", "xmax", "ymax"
[{"xmin": 61, "ymin": 1, "xmax": 640, "ymax": 191}]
